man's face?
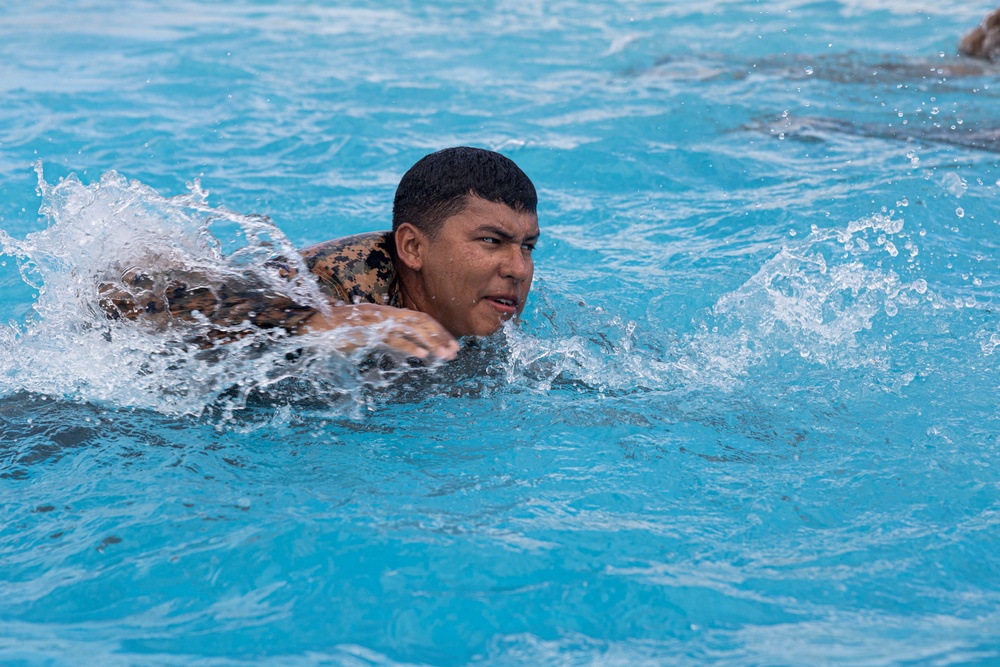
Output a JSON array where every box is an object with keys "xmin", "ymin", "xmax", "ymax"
[{"xmin": 413, "ymin": 196, "xmax": 539, "ymax": 338}]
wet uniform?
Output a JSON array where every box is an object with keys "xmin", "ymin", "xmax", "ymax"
[
  {"xmin": 99, "ymin": 231, "xmax": 400, "ymax": 341},
  {"xmin": 300, "ymin": 232, "xmax": 400, "ymax": 308}
]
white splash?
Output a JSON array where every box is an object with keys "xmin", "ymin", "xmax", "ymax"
[
  {"xmin": 0, "ymin": 166, "xmax": 431, "ymax": 419},
  {"xmin": 674, "ymin": 212, "xmax": 934, "ymax": 390}
]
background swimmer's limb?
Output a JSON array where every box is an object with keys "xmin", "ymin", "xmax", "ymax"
[
  {"xmin": 301, "ymin": 304, "xmax": 460, "ymax": 362},
  {"xmin": 959, "ymin": 8, "xmax": 1000, "ymax": 61}
]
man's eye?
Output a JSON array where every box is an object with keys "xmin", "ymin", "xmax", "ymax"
[
  {"xmin": 522, "ymin": 243, "xmax": 536, "ymax": 252},
  {"xmin": 481, "ymin": 237, "xmax": 500, "ymax": 244}
]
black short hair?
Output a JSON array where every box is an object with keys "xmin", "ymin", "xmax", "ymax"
[{"xmin": 392, "ymin": 146, "xmax": 537, "ymax": 236}]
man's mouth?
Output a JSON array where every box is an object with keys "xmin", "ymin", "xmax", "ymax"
[{"xmin": 483, "ymin": 295, "xmax": 518, "ymax": 315}]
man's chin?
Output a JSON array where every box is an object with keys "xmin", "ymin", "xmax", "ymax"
[
  {"xmin": 448, "ymin": 300, "xmax": 525, "ymax": 337},
  {"xmin": 461, "ymin": 317, "xmax": 509, "ymax": 338}
]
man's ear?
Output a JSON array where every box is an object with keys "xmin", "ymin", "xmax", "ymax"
[{"xmin": 394, "ymin": 222, "xmax": 425, "ymax": 271}]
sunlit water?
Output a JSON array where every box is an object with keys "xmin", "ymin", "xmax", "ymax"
[{"xmin": 2, "ymin": 1, "xmax": 1000, "ymax": 665}]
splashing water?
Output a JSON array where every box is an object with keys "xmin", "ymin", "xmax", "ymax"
[
  {"xmin": 0, "ymin": 166, "xmax": 450, "ymax": 418},
  {"xmin": 662, "ymin": 212, "xmax": 938, "ymax": 393}
]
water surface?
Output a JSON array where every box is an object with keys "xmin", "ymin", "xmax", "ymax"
[{"xmin": 2, "ymin": 1, "xmax": 1000, "ymax": 665}]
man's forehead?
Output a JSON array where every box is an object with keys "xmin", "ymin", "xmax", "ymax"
[{"xmin": 448, "ymin": 197, "xmax": 539, "ymax": 234}]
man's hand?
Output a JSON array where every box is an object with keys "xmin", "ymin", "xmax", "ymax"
[{"xmin": 302, "ymin": 304, "xmax": 460, "ymax": 362}]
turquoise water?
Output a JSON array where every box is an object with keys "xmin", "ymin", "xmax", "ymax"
[{"xmin": 3, "ymin": 1, "xmax": 1000, "ymax": 664}]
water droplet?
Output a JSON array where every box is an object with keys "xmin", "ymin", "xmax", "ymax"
[
  {"xmin": 956, "ymin": 207, "xmax": 965, "ymax": 218},
  {"xmin": 804, "ymin": 66, "xmax": 814, "ymax": 75}
]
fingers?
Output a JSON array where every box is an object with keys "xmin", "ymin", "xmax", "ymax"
[
  {"xmin": 376, "ymin": 333, "xmax": 429, "ymax": 360},
  {"xmin": 302, "ymin": 305, "xmax": 459, "ymax": 362},
  {"xmin": 381, "ymin": 321, "xmax": 459, "ymax": 362},
  {"xmin": 391, "ymin": 314, "xmax": 459, "ymax": 361}
]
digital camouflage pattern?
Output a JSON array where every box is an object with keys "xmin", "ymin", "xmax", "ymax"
[
  {"xmin": 98, "ymin": 231, "xmax": 399, "ymax": 344},
  {"xmin": 300, "ymin": 232, "xmax": 400, "ymax": 307}
]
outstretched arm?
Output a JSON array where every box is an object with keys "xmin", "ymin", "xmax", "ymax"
[{"xmin": 98, "ymin": 268, "xmax": 458, "ymax": 361}]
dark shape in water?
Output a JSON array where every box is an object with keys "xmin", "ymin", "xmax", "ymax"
[
  {"xmin": 645, "ymin": 51, "xmax": 998, "ymax": 86},
  {"xmin": 753, "ymin": 114, "xmax": 1000, "ymax": 154}
]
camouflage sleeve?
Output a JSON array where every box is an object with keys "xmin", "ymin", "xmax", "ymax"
[
  {"xmin": 97, "ymin": 231, "xmax": 397, "ymax": 344},
  {"xmin": 98, "ymin": 266, "xmax": 319, "ymax": 343}
]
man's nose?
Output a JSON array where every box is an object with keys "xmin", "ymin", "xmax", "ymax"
[{"xmin": 501, "ymin": 244, "xmax": 531, "ymax": 281}]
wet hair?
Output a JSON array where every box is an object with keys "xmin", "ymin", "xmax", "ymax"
[{"xmin": 392, "ymin": 146, "xmax": 537, "ymax": 236}]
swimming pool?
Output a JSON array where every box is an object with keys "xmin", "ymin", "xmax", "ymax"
[{"xmin": 2, "ymin": 1, "xmax": 1000, "ymax": 664}]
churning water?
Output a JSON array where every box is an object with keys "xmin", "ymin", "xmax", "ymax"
[{"xmin": 2, "ymin": 1, "xmax": 1000, "ymax": 665}]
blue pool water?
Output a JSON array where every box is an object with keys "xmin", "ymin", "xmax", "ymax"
[{"xmin": 2, "ymin": 1, "xmax": 1000, "ymax": 664}]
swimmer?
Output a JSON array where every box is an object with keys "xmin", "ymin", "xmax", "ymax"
[
  {"xmin": 99, "ymin": 146, "xmax": 540, "ymax": 363},
  {"xmin": 960, "ymin": 7, "xmax": 1000, "ymax": 62}
]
